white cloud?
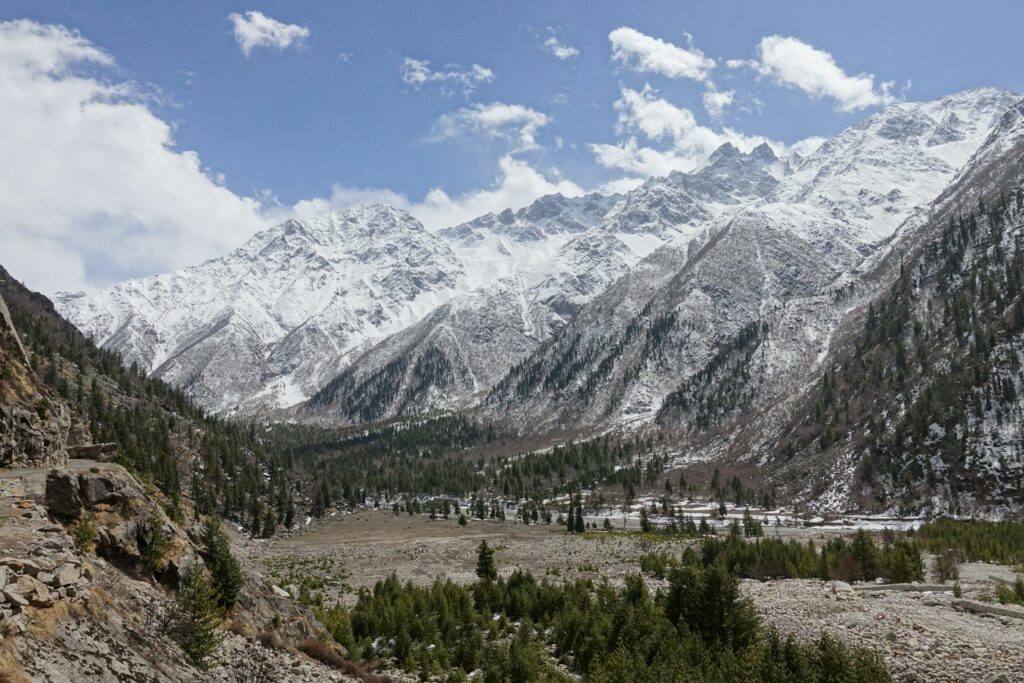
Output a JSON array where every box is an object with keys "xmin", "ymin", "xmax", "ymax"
[
  {"xmin": 702, "ymin": 88, "xmax": 734, "ymax": 120},
  {"xmin": 400, "ymin": 57, "xmax": 495, "ymax": 98},
  {"xmin": 788, "ymin": 135, "xmax": 827, "ymax": 158},
  {"xmin": 591, "ymin": 85, "xmax": 778, "ymax": 177},
  {"xmin": 755, "ymin": 35, "xmax": 895, "ymax": 111},
  {"xmin": 229, "ymin": 10, "xmax": 309, "ymax": 57},
  {"xmin": 725, "ymin": 58, "xmax": 757, "ymax": 70},
  {"xmin": 596, "ymin": 176, "xmax": 646, "ymax": 196},
  {"xmin": 294, "ymin": 156, "xmax": 583, "ymax": 230},
  {"xmin": 0, "ymin": 19, "xmax": 266, "ymax": 294},
  {"xmin": 543, "ymin": 36, "xmax": 579, "ymax": 61},
  {"xmin": 430, "ymin": 102, "xmax": 551, "ymax": 151},
  {"xmin": 609, "ymin": 27, "xmax": 714, "ymax": 82}
]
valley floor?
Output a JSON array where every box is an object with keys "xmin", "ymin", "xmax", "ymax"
[{"xmin": 243, "ymin": 510, "xmax": 1024, "ymax": 683}]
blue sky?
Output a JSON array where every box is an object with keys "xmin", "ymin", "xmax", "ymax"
[{"xmin": 2, "ymin": 1, "xmax": 1023, "ymax": 294}]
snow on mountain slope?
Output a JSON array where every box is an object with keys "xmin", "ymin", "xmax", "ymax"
[
  {"xmin": 481, "ymin": 88, "xmax": 1020, "ymax": 433},
  {"xmin": 56, "ymin": 88, "xmax": 1019, "ymax": 426},
  {"xmin": 56, "ymin": 205, "xmax": 467, "ymax": 413},
  {"xmin": 299, "ymin": 143, "xmax": 788, "ymax": 424}
]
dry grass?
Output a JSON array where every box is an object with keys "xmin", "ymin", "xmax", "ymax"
[
  {"xmin": 295, "ymin": 639, "xmax": 393, "ymax": 683},
  {"xmin": 256, "ymin": 629, "xmax": 286, "ymax": 651},
  {"xmin": 25, "ymin": 600, "xmax": 83, "ymax": 639},
  {"xmin": 0, "ymin": 640, "xmax": 31, "ymax": 683},
  {"xmin": 227, "ymin": 617, "xmax": 258, "ymax": 640}
]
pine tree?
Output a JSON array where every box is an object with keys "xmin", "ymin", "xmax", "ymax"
[
  {"xmin": 170, "ymin": 566, "xmax": 223, "ymax": 669},
  {"xmin": 476, "ymin": 540, "xmax": 497, "ymax": 581},
  {"xmin": 201, "ymin": 517, "xmax": 244, "ymax": 611}
]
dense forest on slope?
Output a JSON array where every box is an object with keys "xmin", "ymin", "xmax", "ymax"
[
  {"xmin": 265, "ymin": 419, "xmax": 675, "ymax": 512},
  {"xmin": 0, "ymin": 265, "xmax": 296, "ymax": 534},
  {"xmin": 777, "ymin": 184, "xmax": 1024, "ymax": 513}
]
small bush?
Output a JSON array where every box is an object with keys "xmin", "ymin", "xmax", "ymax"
[
  {"xmin": 995, "ymin": 576, "xmax": 1024, "ymax": 607},
  {"xmin": 73, "ymin": 516, "xmax": 97, "ymax": 554},
  {"xmin": 135, "ymin": 513, "xmax": 168, "ymax": 576},
  {"xmin": 934, "ymin": 549, "xmax": 961, "ymax": 583}
]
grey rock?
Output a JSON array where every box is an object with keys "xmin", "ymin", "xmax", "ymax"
[
  {"xmin": 2, "ymin": 588, "xmax": 27, "ymax": 608},
  {"xmin": 0, "ymin": 557, "xmax": 41, "ymax": 576},
  {"xmin": 78, "ymin": 472, "xmax": 122, "ymax": 505},
  {"xmin": 55, "ymin": 564, "xmax": 79, "ymax": 587},
  {"xmin": 45, "ymin": 469, "xmax": 83, "ymax": 519}
]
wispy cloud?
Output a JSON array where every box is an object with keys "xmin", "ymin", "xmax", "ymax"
[
  {"xmin": 543, "ymin": 35, "xmax": 579, "ymax": 61},
  {"xmin": 292, "ymin": 156, "xmax": 582, "ymax": 230},
  {"xmin": 400, "ymin": 57, "xmax": 495, "ymax": 98},
  {"xmin": 228, "ymin": 10, "xmax": 309, "ymax": 57},
  {"xmin": 430, "ymin": 102, "xmax": 551, "ymax": 152}
]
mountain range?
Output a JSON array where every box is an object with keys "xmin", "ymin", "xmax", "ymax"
[{"xmin": 56, "ymin": 87, "xmax": 1024, "ymax": 513}]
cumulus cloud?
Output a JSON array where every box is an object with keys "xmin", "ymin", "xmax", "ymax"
[
  {"xmin": 293, "ymin": 156, "xmax": 583, "ymax": 230},
  {"xmin": 609, "ymin": 27, "xmax": 714, "ymax": 82},
  {"xmin": 543, "ymin": 36, "xmax": 579, "ymax": 61},
  {"xmin": 229, "ymin": 10, "xmax": 309, "ymax": 57},
  {"xmin": 755, "ymin": 35, "xmax": 895, "ymax": 111},
  {"xmin": 0, "ymin": 19, "xmax": 266, "ymax": 293},
  {"xmin": 399, "ymin": 57, "xmax": 495, "ymax": 97},
  {"xmin": 590, "ymin": 85, "xmax": 779, "ymax": 177},
  {"xmin": 430, "ymin": 102, "xmax": 551, "ymax": 151},
  {"xmin": 702, "ymin": 88, "xmax": 734, "ymax": 120}
]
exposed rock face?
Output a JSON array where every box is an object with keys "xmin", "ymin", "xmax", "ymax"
[
  {"xmin": 1, "ymin": 291, "xmax": 69, "ymax": 469},
  {"xmin": 0, "ymin": 402, "xmax": 69, "ymax": 469},
  {"xmin": 2, "ymin": 462, "xmax": 359, "ymax": 682}
]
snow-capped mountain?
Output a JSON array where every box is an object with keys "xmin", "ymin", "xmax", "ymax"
[
  {"xmin": 300, "ymin": 142, "xmax": 788, "ymax": 423},
  {"xmin": 480, "ymin": 88, "xmax": 1020, "ymax": 432},
  {"xmin": 56, "ymin": 205, "xmax": 468, "ymax": 413},
  {"xmin": 57, "ymin": 88, "xmax": 1020, "ymax": 438}
]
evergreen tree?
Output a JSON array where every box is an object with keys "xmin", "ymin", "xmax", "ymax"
[
  {"xmin": 170, "ymin": 566, "xmax": 223, "ymax": 669},
  {"xmin": 476, "ymin": 540, "xmax": 497, "ymax": 581},
  {"xmin": 201, "ymin": 517, "xmax": 244, "ymax": 611}
]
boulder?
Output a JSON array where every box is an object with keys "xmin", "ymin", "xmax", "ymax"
[
  {"xmin": 27, "ymin": 583, "xmax": 53, "ymax": 608},
  {"xmin": 0, "ymin": 557, "xmax": 41, "ymax": 576},
  {"xmin": 55, "ymin": 564, "xmax": 80, "ymax": 587},
  {"xmin": 2, "ymin": 588, "xmax": 28, "ymax": 609},
  {"xmin": 78, "ymin": 472, "xmax": 121, "ymax": 505},
  {"xmin": 45, "ymin": 470, "xmax": 83, "ymax": 519}
]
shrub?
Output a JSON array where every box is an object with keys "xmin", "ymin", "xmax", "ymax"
[
  {"xmin": 934, "ymin": 548, "xmax": 961, "ymax": 583},
  {"xmin": 995, "ymin": 576, "xmax": 1024, "ymax": 607},
  {"xmin": 73, "ymin": 516, "xmax": 97, "ymax": 554},
  {"xmin": 135, "ymin": 513, "xmax": 168, "ymax": 576}
]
